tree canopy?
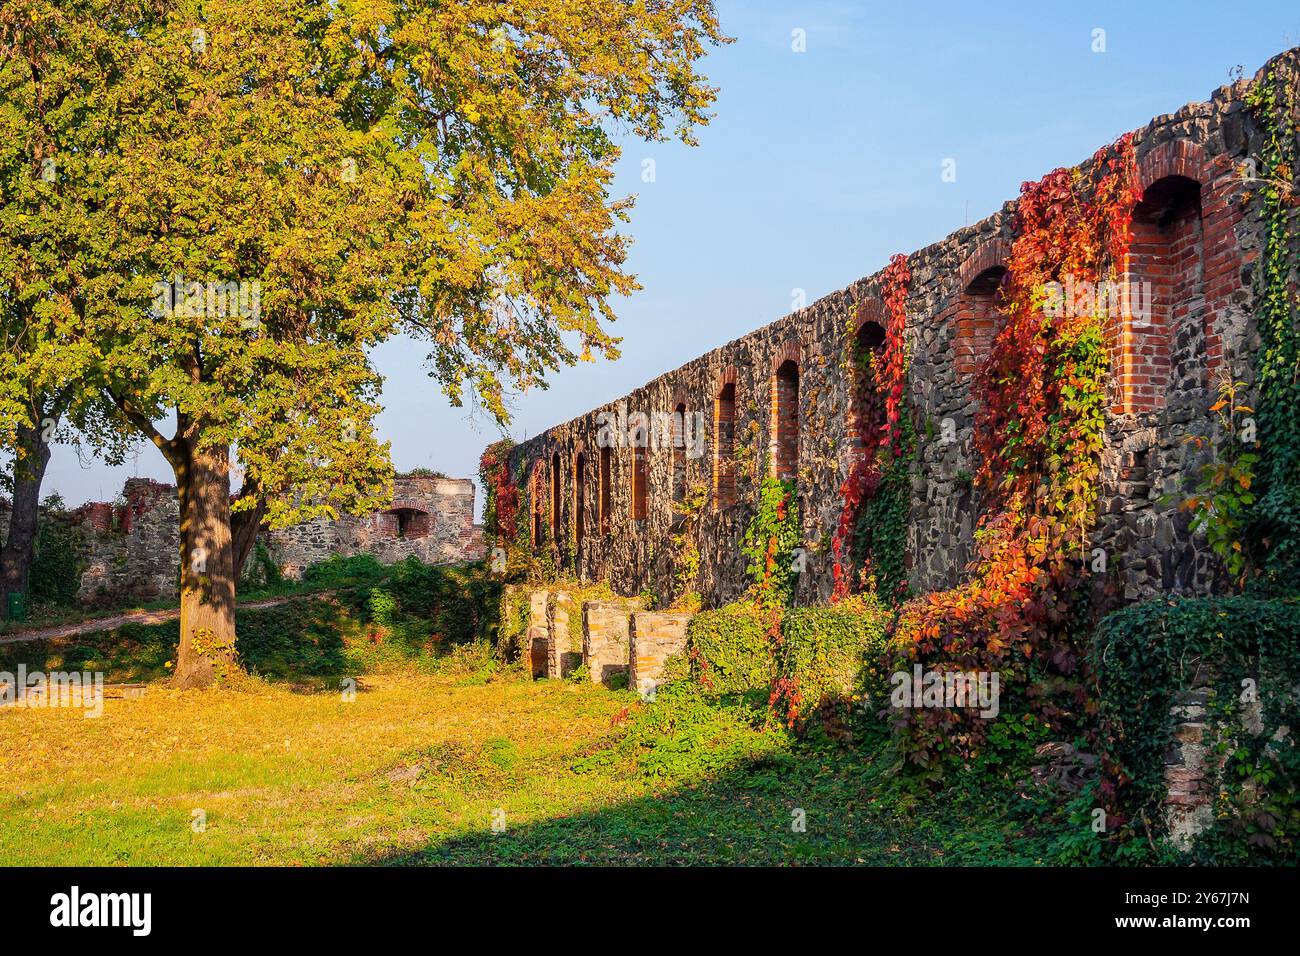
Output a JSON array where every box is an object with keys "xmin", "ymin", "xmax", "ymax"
[{"xmin": 0, "ymin": 0, "xmax": 726, "ymax": 683}]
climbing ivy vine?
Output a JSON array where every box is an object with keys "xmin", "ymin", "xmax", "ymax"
[
  {"xmin": 1244, "ymin": 65, "xmax": 1300, "ymax": 593},
  {"xmin": 892, "ymin": 134, "xmax": 1141, "ymax": 769},
  {"xmin": 831, "ymin": 253, "xmax": 912, "ymax": 604}
]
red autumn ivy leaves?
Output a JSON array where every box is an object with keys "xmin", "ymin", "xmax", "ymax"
[
  {"xmin": 892, "ymin": 135, "xmax": 1141, "ymax": 769},
  {"xmin": 831, "ymin": 253, "xmax": 911, "ymax": 601}
]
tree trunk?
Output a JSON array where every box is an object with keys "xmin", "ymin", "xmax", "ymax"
[
  {"xmin": 230, "ymin": 488, "xmax": 267, "ymax": 581},
  {"xmin": 171, "ymin": 440, "xmax": 238, "ymax": 688},
  {"xmin": 0, "ymin": 417, "xmax": 54, "ymax": 618}
]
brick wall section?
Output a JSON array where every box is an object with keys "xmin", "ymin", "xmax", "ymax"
[
  {"xmin": 507, "ymin": 50, "xmax": 1292, "ymax": 609},
  {"xmin": 631, "ymin": 445, "xmax": 648, "ymax": 521},
  {"xmin": 1164, "ymin": 679, "xmax": 1216, "ymax": 850},
  {"xmin": 582, "ymin": 598, "xmax": 642, "ymax": 685},
  {"xmin": 712, "ymin": 370, "xmax": 737, "ymax": 506},
  {"xmin": 770, "ymin": 342, "xmax": 801, "ymax": 482},
  {"xmin": 628, "ymin": 611, "xmax": 692, "ymax": 696},
  {"xmin": 952, "ymin": 238, "xmax": 1010, "ymax": 381}
]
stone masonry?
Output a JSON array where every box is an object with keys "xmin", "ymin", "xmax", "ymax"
[
  {"xmin": 506, "ymin": 49, "xmax": 1300, "ymax": 615},
  {"xmin": 61, "ymin": 475, "xmax": 485, "ymax": 606},
  {"xmin": 582, "ymin": 598, "xmax": 644, "ymax": 686},
  {"xmin": 628, "ymin": 611, "xmax": 692, "ymax": 696}
]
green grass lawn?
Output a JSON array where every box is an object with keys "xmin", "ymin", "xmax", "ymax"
[{"xmin": 0, "ymin": 656, "xmax": 1077, "ymax": 866}]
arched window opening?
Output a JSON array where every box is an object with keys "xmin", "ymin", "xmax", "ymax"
[
  {"xmin": 530, "ymin": 464, "xmax": 544, "ymax": 548},
  {"xmin": 954, "ymin": 266, "xmax": 1007, "ymax": 380},
  {"xmin": 574, "ymin": 450, "xmax": 587, "ymax": 556},
  {"xmin": 550, "ymin": 451, "xmax": 562, "ymax": 542},
  {"xmin": 599, "ymin": 445, "xmax": 612, "ymax": 535},
  {"xmin": 631, "ymin": 445, "xmax": 648, "ymax": 522},
  {"xmin": 381, "ymin": 507, "xmax": 430, "ymax": 540},
  {"xmin": 1117, "ymin": 174, "xmax": 1203, "ymax": 413},
  {"xmin": 671, "ymin": 402, "xmax": 687, "ymax": 504},
  {"xmin": 851, "ymin": 320, "xmax": 889, "ymax": 451},
  {"xmin": 713, "ymin": 382, "xmax": 736, "ymax": 507},
  {"xmin": 771, "ymin": 359, "xmax": 800, "ymax": 482}
]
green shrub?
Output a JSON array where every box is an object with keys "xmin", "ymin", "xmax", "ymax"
[
  {"xmin": 367, "ymin": 587, "xmax": 397, "ymax": 628},
  {"xmin": 380, "ymin": 557, "xmax": 503, "ymax": 646},
  {"xmin": 302, "ymin": 553, "xmax": 387, "ymax": 587},
  {"xmin": 1093, "ymin": 595, "xmax": 1300, "ymax": 861},
  {"xmin": 687, "ymin": 602, "xmax": 771, "ymax": 694},
  {"xmin": 779, "ymin": 594, "xmax": 891, "ymax": 719},
  {"xmin": 237, "ymin": 540, "xmax": 284, "ymax": 595},
  {"xmin": 495, "ymin": 586, "xmax": 531, "ymax": 662}
]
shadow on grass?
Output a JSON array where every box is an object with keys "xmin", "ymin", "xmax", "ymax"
[{"xmin": 357, "ymin": 743, "xmax": 1055, "ymax": 867}]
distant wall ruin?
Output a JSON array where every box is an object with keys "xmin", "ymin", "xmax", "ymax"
[{"xmin": 11, "ymin": 475, "xmax": 485, "ymax": 607}]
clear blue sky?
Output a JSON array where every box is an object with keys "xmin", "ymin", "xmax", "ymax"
[{"xmin": 43, "ymin": 0, "xmax": 1300, "ymax": 513}]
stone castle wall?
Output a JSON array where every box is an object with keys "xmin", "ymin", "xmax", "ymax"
[{"xmin": 506, "ymin": 50, "xmax": 1297, "ymax": 612}]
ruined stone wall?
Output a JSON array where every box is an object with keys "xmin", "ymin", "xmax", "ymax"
[
  {"xmin": 64, "ymin": 475, "xmax": 485, "ymax": 606},
  {"xmin": 262, "ymin": 477, "xmax": 486, "ymax": 578},
  {"xmin": 76, "ymin": 479, "xmax": 181, "ymax": 605},
  {"xmin": 507, "ymin": 51, "xmax": 1294, "ymax": 611}
]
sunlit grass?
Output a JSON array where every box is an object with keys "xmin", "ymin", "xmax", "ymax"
[{"xmin": 0, "ymin": 666, "xmax": 1059, "ymax": 866}]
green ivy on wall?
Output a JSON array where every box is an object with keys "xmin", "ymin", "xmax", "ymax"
[
  {"xmin": 29, "ymin": 504, "xmax": 85, "ymax": 606},
  {"xmin": 850, "ymin": 403, "xmax": 915, "ymax": 606},
  {"xmin": 1092, "ymin": 596, "xmax": 1300, "ymax": 861},
  {"xmin": 1244, "ymin": 66, "xmax": 1300, "ymax": 592},
  {"xmin": 740, "ymin": 473, "xmax": 800, "ymax": 610}
]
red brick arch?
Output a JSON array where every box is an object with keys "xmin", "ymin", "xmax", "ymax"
[
  {"xmin": 770, "ymin": 338, "xmax": 802, "ymax": 373},
  {"xmin": 1112, "ymin": 137, "xmax": 1242, "ymax": 414},
  {"xmin": 571, "ymin": 442, "xmax": 588, "ymax": 555},
  {"xmin": 770, "ymin": 340, "xmax": 801, "ymax": 481},
  {"xmin": 951, "ymin": 237, "xmax": 1011, "ymax": 381},
  {"xmin": 529, "ymin": 460, "xmax": 546, "ymax": 548},
  {"xmin": 957, "ymin": 237, "xmax": 1012, "ymax": 293},
  {"xmin": 854, "ymin": 297, "xmax": 884, "ymax": 336},
  {"xmin": 1135, "ymin": 139, "xmax": 1210, "ymax": 194},
  {"xmin": 712, "ymin": 365, "xmax": 739, "ymax": 507}
]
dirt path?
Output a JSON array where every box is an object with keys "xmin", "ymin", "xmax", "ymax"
[{"xmin": 0, "ymin": 590, "xmax": 336, "ymax": 646}]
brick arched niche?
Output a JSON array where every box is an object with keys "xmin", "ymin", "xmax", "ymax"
[
  {"xmin": 529, "ymin": 461, "xmax": 545, "ymax": 548},
  {"xmin": 550, "ymin": 450, "xmax": 563, "ymax": 542},
  {"xmin": 572, "ymin": 443, "xmax": 587, "ymax": 557},
  {"xmin": 1111, "ymin": 140, "xmax": 1240, "ymax": 415},
  {"xmin": 630, "ymin": 443, "xmax": 648, "ymax": 522},
  {"xmin": 769, "ymin": 341, "xmax": 801, "ymax": 482},
  {"xmin": 953, "ymin": 238, "xmax": 1010, "ymax": 382},
  {"xmin": 712, "ymin": 366, "xmax": 738, "ymax": 508},
  {"xmin": 598, "ymin": 444, "xmax": 612, "ymax": 534},
  {"xmin": 670, "ymin": 393, "xmax": 688, "ymax": 504},
  {"xmin": 847, "ymin": 299, "xmax": 887, "ymax": 456},
  {"xmin": 376, "ymin": 501, "xmax": 431, "ymax": 540}
]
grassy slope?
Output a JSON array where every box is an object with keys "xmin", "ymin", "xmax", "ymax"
[{"xmin": 0, "ymin": 665, "xmax": 1061, "ymax": 866}]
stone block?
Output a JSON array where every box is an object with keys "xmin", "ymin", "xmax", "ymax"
[
  {"xmin": 582, "ymin": 599, "xmax": 642, "ymax": 686},
  {"xmin": 628, "ymin": 611, "xmax": 692, "ymax": 696},
  {"xmin": 527, "ymin": 590, "xmax": 550, "ymax": 679},
  {"xmin": 547, "ymin": 591, "xmax": 583, "ymax": 679}
]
